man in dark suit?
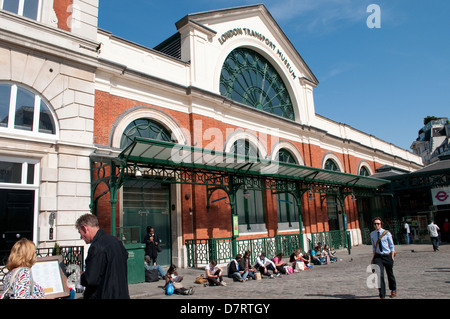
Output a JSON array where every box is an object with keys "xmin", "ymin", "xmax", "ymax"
[{"xmin": 76, "ymin": 214, "xmax": 129, "ymax": 299}]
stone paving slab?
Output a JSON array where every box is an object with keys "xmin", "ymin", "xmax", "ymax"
[{"xmin": 123, "ymin": 243, "xmax": 450, "ymax": 300}]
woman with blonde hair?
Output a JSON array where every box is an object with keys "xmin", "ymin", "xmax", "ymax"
[{"xmin": 1, "ymin": 238, "xmax": 45, "ymax": 299}]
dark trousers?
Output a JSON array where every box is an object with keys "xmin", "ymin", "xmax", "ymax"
[
  {"xmin": 373, "ymin": 254, "xmax": 396, "ymax": 298},
  {"xmin": 431, "ymin": 236, "xmax": 439, "ymax": 251},
  {"xmin": 207, "ymin": 270, "xmax": 223, "ymax": 286}
]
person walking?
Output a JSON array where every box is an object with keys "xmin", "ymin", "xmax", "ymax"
[
  {"xmin": 370, "ymin": 217, "xmax": 397, "ymax": 299},
  {"xmin": 427, "ymin": 220, "xmax": 440, "ymax": 252},
  {"xmin": 76, "ymin": 213, "xmax": 130, "ymax": 299},
  {"xmin": 404, "ymin": 221, "xmax": 411, "ymax": 244}
]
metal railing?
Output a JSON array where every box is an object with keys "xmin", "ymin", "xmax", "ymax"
[{"xmin": 186, "ymin": 231, "xmax": 350, "ymax": 267}]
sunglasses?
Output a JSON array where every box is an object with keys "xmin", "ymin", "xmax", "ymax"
[{"xmin": 373, "ymin": 222, "xmax": 381, "ymax": 225}]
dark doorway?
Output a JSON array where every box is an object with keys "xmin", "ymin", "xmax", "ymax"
[{"xmin": 0, "ymin": 189, "xmax": 35, "ymax": 264}]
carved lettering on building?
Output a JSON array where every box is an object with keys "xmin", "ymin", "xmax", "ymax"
[{"xmin": 218, "ymin": 27, "xmax": 297, "ymax": 80}]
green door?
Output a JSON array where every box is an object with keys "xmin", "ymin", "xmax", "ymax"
[{"xmin": 122, "ymin": 180, "xmax": 171, "ymax": 266}]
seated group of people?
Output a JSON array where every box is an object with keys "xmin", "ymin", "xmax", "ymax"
[{"xmin": 291, "ymin": 243, "xmax": 338, "ymax": 267}]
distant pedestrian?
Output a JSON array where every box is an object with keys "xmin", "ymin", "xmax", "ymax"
[
  {"xmin": 404, "ymin": 221, "xmax": 411, "ymax": 244},
  {"xmin": 427, "ymin": 220, "xmax": 440, "ymax": 252},
  {"xmin": 370, "ymin": 217, "xmax": 397, "ymax": 299},
  {"xmin": 76, "ymin": 213, "xmax": 130, "ymax": 299}
]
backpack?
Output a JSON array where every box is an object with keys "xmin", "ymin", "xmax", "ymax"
[{"xmin": 145, "ymin": 269, "xmax": 159, "ymax": 282}]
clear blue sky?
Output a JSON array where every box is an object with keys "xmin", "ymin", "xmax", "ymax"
[{"xmin": 98, "ymin": 0, "xmax": 450, "ymax": 152}]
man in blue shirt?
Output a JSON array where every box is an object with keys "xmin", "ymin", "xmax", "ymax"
[{"xmin": 370, "ymin": 217, "xmax": 397, "ymax": 299}]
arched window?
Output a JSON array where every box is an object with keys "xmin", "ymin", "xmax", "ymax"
[
  {"xmin": 120, "ymin": 118, "xmax": 174, "ymax": 149},
  {"xmin": 276, "ymin": 149, "xmax": 299, "ymax": 228},
  {"xmin": 0, "ymin": 83, "xmax": 56, "ymax": 135},
  {"xmin": 324, "ymin": 159, "xmax": 340, "ymax": 172},
  {"xmin": 220, "ymin": 48, "xmax": 294, "ymax": 120},
  {"xmin": 231, "ymin": 139, "xmax": 259, "ymax": 158},
  {"xmin": 359, "ymin": 166, "xmax": 370, "ymax": 176},
  {"xmin": 276, "ymin": 149, "xmax": 297, "ymax": 164}
]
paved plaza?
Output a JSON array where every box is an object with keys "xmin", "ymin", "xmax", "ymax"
[{"xmin": 125, "ymin": 243, "xmax": 450, "ymax": 300}]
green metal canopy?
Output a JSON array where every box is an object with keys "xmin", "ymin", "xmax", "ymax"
[{"xmin": 119, "ymin": 137, "xmax": 389, "ymax": 189}]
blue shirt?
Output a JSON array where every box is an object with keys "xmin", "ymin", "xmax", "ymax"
[{"xmin": 370, "ymin": 228, "xmax": 395, "ymax": 255}]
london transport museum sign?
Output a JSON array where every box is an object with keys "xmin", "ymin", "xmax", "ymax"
[{"xmin": 218, "ymin": 27, "xmax": 298, "ymax": 81}]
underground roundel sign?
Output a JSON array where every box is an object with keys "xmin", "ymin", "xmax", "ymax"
[{"xmin": 431, "ymin": 187, "xmax": 450, "ymax": 205}]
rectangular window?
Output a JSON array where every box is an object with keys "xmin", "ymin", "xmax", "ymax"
[
  {"xmin": 27, "ymin": 163, "xmax": 35, "ymax": 184},
  {"xmin": 14, "ymin": 86, "xmax": 35, "ymax": 131},
  {"xmin": 0, "ymin": 84, "xmax": 11, "ymax": 127},
  {"xmin": 2, "ymin": 0, "xmax": 20, "ymax": 14},
  {"xmin": 22, "ymin": 0, "xmax": 39, "ymax": 20},
  {"xmin": 0, "ymin": 161, "xmax": 22, "ymax": 183},
  {"xmin": 2, "ymin": 0, "xmax": 40, "ymax": 21}
]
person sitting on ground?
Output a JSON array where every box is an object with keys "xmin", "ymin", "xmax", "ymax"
[
  {"xmin": 310, "ymin": 246, "xmax": 325, "ymax": 265},
  {"xmin": 302, "ymin": 250, "xmax": 312, "ymax": 268},
  {"xmin": 323, "ymin": 244, "xmax": 338, "ymax": 263},
  {"xmin": 272, "ymin": 253, "xmax": 287, "ymax": 274},
  {"xmin": 255, "ymin": 252, "xmax": 279, "ymax": 278},
  {"xmin": 290, "ymin": 249, "xmax": 302, "ymax": 268},
  {"xmin": 239, "ymin": 250, "xmax": 256, "ymax": 280},
  {"xmin": 164, "ymin": 264, "xmax": 193, "ymax": 295},
  {"xmin": 228, "ymin": 254, "xmax": 248, "ymax": 282},
  {"xmin": 205, "ymin": 260, "xmax": 226, "ymax": 286},
  {"xmin": 145, "ymin": 255, "xmax": 166, "ymax": 279}
]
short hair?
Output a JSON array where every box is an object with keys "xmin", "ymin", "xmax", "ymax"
[
  {"xmin": 6, "ymin": 238, "xmax": 37, "ymax": 271},
  {"xmin": 372, "ymin": 217, "xmax": 383, "ymax": 225},
  {"xmin": 75, "ymin": 213, "xmax": 99, "ymax": 229}
]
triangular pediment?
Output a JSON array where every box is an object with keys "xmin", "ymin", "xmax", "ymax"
[{"xmin": 175, "ymin": 4, "xmax": 318, "ymax": 85}]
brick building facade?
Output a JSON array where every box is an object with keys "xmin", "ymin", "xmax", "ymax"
[{"xmin": 0, "ymin": 2, "xmax": 422, "ymax": 267}]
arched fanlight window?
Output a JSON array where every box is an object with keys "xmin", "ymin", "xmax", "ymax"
[
  {"xmin": 232, "ymin": 139, "xmax": 259, "ymax": 158},
  {"xmin": 359, "ymin": 166, "xmax": 370, "ymax": 176},
  {"xmin": 276, "ymin": 149, "xmax": 297, "ymax": 164},
  {"xmin": 120, "ymin": 118, "xmax": 174, "ymax": 149},
  {"xmin": 324, "ymin": 159, "xmax": 340, "ymax": 172},
  {"xmin": 220, "ymin": 48, "xmax": 294, "ymax": 120},
  {"xmin": 0, "ymin": 83, "xmax": 56, "ymax": 135}
]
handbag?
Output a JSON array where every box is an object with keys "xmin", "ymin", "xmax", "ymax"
[
  {"xmin": 1, "ymin": 268, "xmax": 22, "ymax": 299},
  {"xmin": 295, "ymin": 261, "xmax": 305, "ymax": 271},
  {"xmin": 165, "ymin": 281, "xmax": 175, "ymax": 295},
  {"xmin": 194, "ymin": 275, "xmax": 207, "ymax": 284}
]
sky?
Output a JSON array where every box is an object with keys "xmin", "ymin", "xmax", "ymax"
[{"xmin": 97, "ymin": 0, "xmax": 450, "ymax": 152}]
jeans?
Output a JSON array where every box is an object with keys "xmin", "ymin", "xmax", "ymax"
[
  {"xmin": 231, "ymin": 270, "xmax": 248, "ymax": 281},
  {"xmin": 146, "ymin": 265, "xmax": 166, "ymax": 278},
  {"xmin": 431, "ymin": 236, "xmax": 439, "ymax": 251}
]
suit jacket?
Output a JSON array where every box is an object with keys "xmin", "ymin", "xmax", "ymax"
[{"xmin": 81, "ymin": 229, "xmax": 130, "ymax": 299}]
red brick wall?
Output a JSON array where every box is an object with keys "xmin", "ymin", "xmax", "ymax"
[
  {"xmin": 94, "ymin": 90, "xmax": 384, "ymax": 241},
  {"xmin": 53, "ymin": 0, "xmax": 73, "ymax": 32}
]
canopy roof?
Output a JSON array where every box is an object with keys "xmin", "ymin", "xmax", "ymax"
[{"xmin": 119, "ymin": 137, "xmax": 389, "ymax": 190}]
